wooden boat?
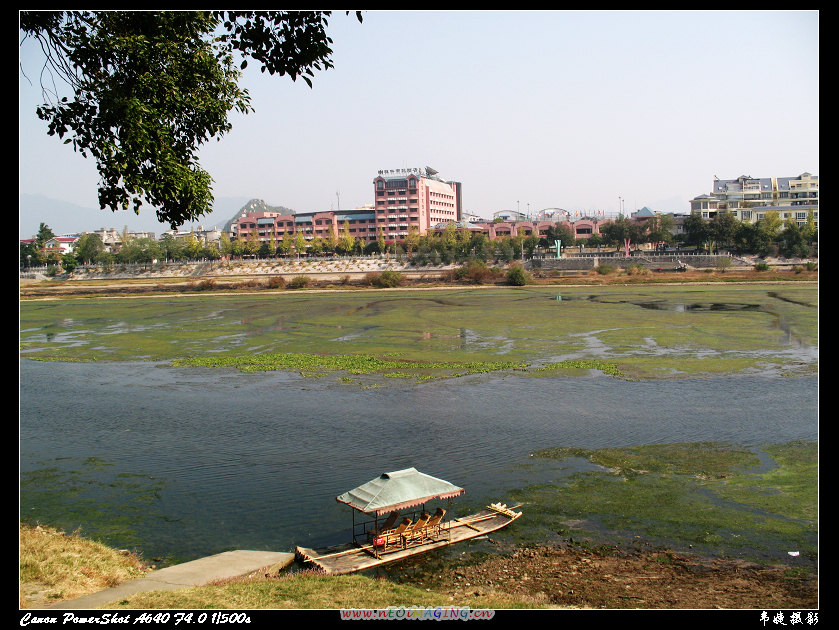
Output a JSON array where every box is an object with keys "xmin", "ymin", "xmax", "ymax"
[{"xmin": 295, "ymin": 468, "xmax": 522, "ymax": 575}]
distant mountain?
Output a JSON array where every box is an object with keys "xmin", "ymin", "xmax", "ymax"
[
  {"xmin": 19, "ymin": 194, "xmax": 127, "ymax": 240},
  {"xmin": 221, "ymin": 199, "xmax": 296, "ymax": 233}
]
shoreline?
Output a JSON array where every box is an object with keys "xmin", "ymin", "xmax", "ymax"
[{"xmin": 21, "ymin": 531, "xmax": 818, "ymax": 610}]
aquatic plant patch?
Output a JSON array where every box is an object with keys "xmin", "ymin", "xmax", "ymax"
[
  {"xmin": 514, "ymin": 441, "xmax": 818, "ymax": 565},
  {"xmin": 19, "ymin": 284, "xmax": 817, "ymax": 380},
  {"xmin": 20, "ymin": 457, "xmax": 170, "ymax": 552},
  {"xmin": 170, "ymin": 352, "xmax": 528, "ymax": 382},
  {"xmin": 531, "ymin": 360, "xmax": 625, "ymax": 378}
]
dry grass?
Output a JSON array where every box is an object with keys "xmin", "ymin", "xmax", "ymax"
[
  {"xmin": 103, "ymin": 570, "xmax": 535, "ymax": 610},
  {"xmin": 19, "ymin": 523, "xmax": 151, "ymax": 608}
]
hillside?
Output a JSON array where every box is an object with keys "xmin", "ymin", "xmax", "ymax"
[{"xmin": 221, "ymin": 199, "xmax": 296, "ymax": 234}]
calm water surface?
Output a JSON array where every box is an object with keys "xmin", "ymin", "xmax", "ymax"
[{"xmin": 19, "ymin": 358, "xmax": 818, "ymax": 564}]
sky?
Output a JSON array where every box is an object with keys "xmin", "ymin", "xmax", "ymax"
[{"xmin": 19, "ymin": 10, "xmax": 819, "ymax": 239}]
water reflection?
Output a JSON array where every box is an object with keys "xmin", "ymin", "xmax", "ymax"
[{"xmin": 635, "ymin": 302, "xmax": 760, "ymax": 312}]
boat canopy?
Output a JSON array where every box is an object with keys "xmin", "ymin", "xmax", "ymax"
[{"xmin": 336, "ymin": 468, "xmax": 465, "ymax": 516}]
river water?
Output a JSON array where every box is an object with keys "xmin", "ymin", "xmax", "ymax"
[{"xmin": 19, "ymin": 358, "xmax": 818, "ymax": 564}]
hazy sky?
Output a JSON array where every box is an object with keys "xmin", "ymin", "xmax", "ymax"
[{"xmin": 19, "ymin": 10, "xmax": 819, "ymax": 236}]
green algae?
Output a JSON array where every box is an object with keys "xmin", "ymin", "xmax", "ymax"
[
  {"xmin": 19, "ymin": 284, "xmax": 818, "ymax": 382},
  {"xmin": 20, "ymin": 457, "xmax": 170, "ymax": 550},
  {"xmin": 169, "ymin": 352, "xmax": 527, "ymax": 382},
  {"xmin": 511, "ymin": 441, "xmax": 818, "ymax": 564}
]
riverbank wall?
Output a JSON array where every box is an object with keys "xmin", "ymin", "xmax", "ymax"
[
  {"xmin": 21, "ymin": 253, "xmax": 814, "ymax": 283},
  {"xmin": 59, "ymin": 258, "xmax": 454, "ymax": 282},
  {"xmin": 527, "ymin": 253, "xmax": 751, "ymax": 272}
]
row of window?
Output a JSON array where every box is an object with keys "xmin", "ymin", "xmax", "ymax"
[
  {"xmin": 701, "ymin": 210, "xmax": 817, "ymax": 222},
  {"xmin": 378, "ymin": 199, "xmax": 419, "ymax": 205},
  {"xmin": 377, "ymin": 188, "xmax": 417, "ymax": 195},
  {"xmin": 719, "ymin": 191, "xmax": 817, "ymax": 200}
]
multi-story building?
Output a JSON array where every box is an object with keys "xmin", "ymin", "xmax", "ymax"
[
  {"xmin": 234, "ymin": 206, "xmax": 382, "ymax": 248},
  {"xmin": 43, "ymin": 236, "xmax": 79, "ymax": 256},
  {"xmin": 88, "ymin": 227, "xmax": 157, "ymax": 251},
  {"xmin": 161, "ymin": 226, "xmax": 223, "ymax": 246},
  {"xmin": 690, "ymin": 173, "xmax": 818, "ymax": 228},
  {"xmin": 234, "ymin": 167, "xmax": 464, "ymax": 248},
  {"xmin": 372, "ymin": 167, "xmax": 461, "ymax": 239}
]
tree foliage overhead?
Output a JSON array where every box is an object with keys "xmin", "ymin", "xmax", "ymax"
[{"xmin": 20, "ymin": 10, "xmax": 362, "ymax": 229}]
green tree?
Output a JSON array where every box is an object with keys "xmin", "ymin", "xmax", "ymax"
[
  {"xmin": 599, "ymin": 216, "xmax": 645, "ymax": 255},
  {"xmin": 73, "ymin": 232, "xmax": 105, "ymax": 264},
  {"xmin": 230, "ymin": 234, "xmax": 244, "ymax": 259},
  {"xmin": 802, "ymin": 209, "xmax": 818, "ymax": 246},
  {"xmin": 244, "ymin": 229, "xmax": 260, "ymax": 257},
  {"xmin": 308, "ymin": 236, "xmax": 325, "ymax": 256},
  {"xmin": 185, "ymin": 233, "xmax": 204, "ymax": 259},
  {"xmin": 540, "ymin": 222, "xmax": 575, "ymax": 252},
  {"xmin": 61, "ymin": 252, "xmax": 77, "ymax": 273},
  {"xmin": 585, "ymin": 233, "xmax": 604, "ymax": 248},
  {"xmin": 495, "ymin": 237, "xmax": 515, "ymax": 263},
  {"xmin": 158, "ymin": 233, "xmax": 176, "ymax": 260},
  {"xmin": 44, "ymin": 250, "xmax": 62, "ymax": 268},
  {"xmin": 294, "ymin": 231, "xmax": 306, "ymax": 258},
  {"xmin": 469, "ymin": 232, "xmax": 489, "ymax": 261},
  {"xmin": 117, "ymin": 236, "xmax": 159, "ymax": 264},
  {"xmin": 441, "ymin": 222, "xmax": 458, "ymax": 250},
  {"xmin": 682, "ymin": 213, "xmax": 710, "ymax": 249},
  {"xmin": 219, "ymin": 233, "xmax": 233, "ymax": 259},
  {"xmin": 506, "ymin": 263, "xmax": 530, "ymax": 286},
  {"xmin": 326, "ymin": 224, "xmax": 338, "ymax": 254},
  {"xmin": 20, "ymin": 241, "xmax": 42, "ymax": 268},
  {"xmin": 203, "ymin": 242, "xmax": 221, "ymax": 260},
  {"xmin": 746, "ymin": 211, "xmax": 783, "ymax": 258},
  {"xmin": 376, "ymin": 226, "xmax": 386, "ymax": 256},
  {"xmin": 522, "ymin": 234, "xmax": 540, "ymax": 258},
  {"xmin": 715, "ymin": 256, "xmax": 733, "ymax": 273},
  {"xmin": 278, "ymin": 232, "xmax": 293, "ymax": 257},
  {"xmin": 35, "ymin": 223, "xmax": 55, "ymax": 248},
  {"xmin": 732, "ymin": 221, "xmax": 764, "ymax": 255},
  {"xmin": 708, "ymin": 211, "xmax": 739, "ymax": 253},
  {"xmin": 779, "ymin": 219, "xmax": 812, "ymax": 258},
  {"xmin": 759, "ymin": 210, "xmax": 783, "ymax": 242},
  {"xmin": 20, "ymin": 10, "xmax": 363, "ymax": 229},
  {"xmin": 645, "ymin": 214, "xmax": 675, "ymax": 250},
  {"xmin": 404, "ymin": 225, "xmax": 421, "ymax": 257},
  {"xmin": 338, "ymin": 220, "xmax": 355, "ymax": 254}
]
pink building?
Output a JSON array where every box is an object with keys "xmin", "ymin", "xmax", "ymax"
[
  {"xmin": 373, "ymin": 167, "xmax": 461, "ymax": 240},
  {"xmin": 234, "ymin": 208, "xmax": 380, "ymax": 247},
  {"xmin": 466, "ymin": 218, "xmax": 609, "ymax": 240}
]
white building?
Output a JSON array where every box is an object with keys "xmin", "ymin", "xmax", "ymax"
[{"xmin": 690, "ymin": 173, "xmax": 818, "ymax": 228}]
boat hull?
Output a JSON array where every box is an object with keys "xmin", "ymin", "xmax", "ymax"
[{"xmin": 295, "ymin": 504, "xmax": 522, "ymax": 575}]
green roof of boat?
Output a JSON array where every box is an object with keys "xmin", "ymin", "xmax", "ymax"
[{"xmin": 336, "ymin": 468, "xmax": 465, "ymax": 515}]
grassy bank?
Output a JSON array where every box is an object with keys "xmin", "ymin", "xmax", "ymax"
[
  {"xmin": 19, "ymin": 523, "xmax": 151, "ymax": 608},
  {"xmin": 17, "ymin": 522, "xmax": 531, "ymax": 610}
]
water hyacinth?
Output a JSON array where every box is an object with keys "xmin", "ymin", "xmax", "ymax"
[{"xmin": 170, "ymin": 352, "xmax": 529, "ymax": 381}]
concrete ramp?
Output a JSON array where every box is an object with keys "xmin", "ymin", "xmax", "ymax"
[{"xmin": 46, "ymin": 550, "xmax": 295, "ymax": 609}]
